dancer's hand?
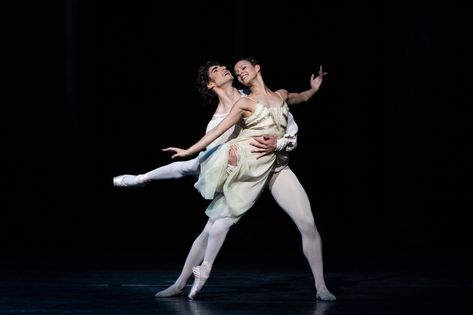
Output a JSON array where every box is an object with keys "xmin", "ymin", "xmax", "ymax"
[
  {"xmin": 228, "ymin": 144, "xmax": 238, "ymax": 166},
  {"xmin": 162, "ymin": 147, "xmax": 189, "ymax": 159},
  {"xmin": 309, "ymin": 65, "xmax": 328, "ymax": 91},
  {"xmin": 250, "ymin": 135, "xmax": 277, "ymax": 159}
]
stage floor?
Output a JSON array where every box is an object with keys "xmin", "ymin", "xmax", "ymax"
[{"xmin": 1, "ymin": 254, "xmax": 471, "ymax": 315}]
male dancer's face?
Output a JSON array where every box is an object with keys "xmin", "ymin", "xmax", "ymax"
[{"xmin": 206, "ymin": 65, "xmax": 234, "ymax": 90}]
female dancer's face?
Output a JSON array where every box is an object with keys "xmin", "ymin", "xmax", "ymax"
[{"xmin": 234, "ymin": 60, "xmax": 257, "ymax": 86}]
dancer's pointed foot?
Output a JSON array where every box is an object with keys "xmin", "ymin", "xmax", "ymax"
[
  {"xmin": 154, "ymin": 285, "xmax": 183, "ymax": 298},
  {"xmin": 188, "ymin": 263, "xmax": 211, "ymax": 300},
  {"xmin": 316, "ymin": 288, "xmax": 336, "ymax": 301},
  {"xmin": 113, "ymin": 174, "xmax": 146, "ymax": 187}
]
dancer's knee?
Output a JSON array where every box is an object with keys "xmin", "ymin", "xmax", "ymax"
[
  {"xmin": 209, "ymin": 218, "xmax": 235, "ymax": 238},
  {"xmin": 298, "ymin": 219, "xmax": 318, "ymax": 239}
]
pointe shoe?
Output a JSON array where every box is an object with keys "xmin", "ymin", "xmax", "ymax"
[
  {"xmin": 154, "ymin": 285, "xmax": 183, "ymax": 298},
  {"xmin": 188, "ymin": 264, "xmax": 211, "ymax": 300},
  {"xmin": 316, "ymin": 289, "xmax": 336, "ymax": 301},
  {"xmin": 113, "ymin": 174, "xmax": 146, "ymax": 187}
]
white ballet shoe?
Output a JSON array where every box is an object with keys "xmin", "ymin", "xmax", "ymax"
[
  {"xmin": 188, "ymin": 263, "xmax": 211, "ymax": 300},
  {"xmin": 154, "ymin": 285, "xmax": 183, "ymax": 298},
  {"xmin": 316, "ymin": 289, "xmax": 336, "ymax": 301},
  {"xmin": 113, "ymin": 174, "xmax": 146, "ymax": 187}
]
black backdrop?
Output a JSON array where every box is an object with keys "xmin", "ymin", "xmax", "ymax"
[{"xmin": 3, "ymin": 1, "xmax": 472, "ymax": 262}]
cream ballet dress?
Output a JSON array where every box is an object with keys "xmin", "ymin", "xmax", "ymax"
[{"xmin": 195, "ymin": 95, "xmax": 289, "ymax": 222}]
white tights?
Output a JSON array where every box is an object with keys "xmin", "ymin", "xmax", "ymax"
[
  {"xmin": 117, "ymin": 158, "xmax": 200, "ymax": 186},
  {"xmin": 172, "ymin": 217, "xmax": 236, "ymax": 290},
  {"xmin": 168, "ymin": 167, "xmax": 332, "ymax": 296},
  {"xmin": 268, "ymin": 168, "xmax": 329, "ymax": 293},
  {"xmin": 116, "ymin": 159, "xmax": 333, "ymax": 298}
]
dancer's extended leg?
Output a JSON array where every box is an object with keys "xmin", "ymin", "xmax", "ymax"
[
  {"xmin": 114, "ymin": 158, "xmax": 200, "ymax": 187},
  {"xmin": 269, "ymin": 167, "xmax": 336, "ymax": 301}
]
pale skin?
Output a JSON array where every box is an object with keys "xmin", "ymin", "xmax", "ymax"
[
  {"xmin": 164, "ymin": 64, "xmax": 326, "ymax": 158},
  {"xmin": 156, "ymin": 60, "xmax": 335, "ymax": 301},
  {"xmin": 232, "ymin": 60, "xmax": 335, "ymax": 300},
  {"xmin": 113, "ymin": 60, "xmax": 334, "ymax": 300},
  {"xmin": 228, "ymin": 64, "xmax": 326, "ymax": 161}
]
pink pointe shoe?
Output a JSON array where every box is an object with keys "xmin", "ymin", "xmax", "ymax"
[{"xmin": 188, "ymin": 263, "xmax": 211, "ymax": 300}]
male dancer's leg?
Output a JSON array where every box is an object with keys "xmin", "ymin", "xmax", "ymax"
[
  {"xmin": 114, "ymin": 157, "xmax": 200, "ymax": 187},
  {"xmin": 268, "ymin": 167, "xmax": 336, "ymax": 301}
]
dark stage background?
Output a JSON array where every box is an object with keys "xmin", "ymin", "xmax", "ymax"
[{"xmin": 3, "ymin": 1, "xmax": 472, "ymax": 265}]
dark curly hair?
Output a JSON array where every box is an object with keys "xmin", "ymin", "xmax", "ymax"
[{"xmin": 195, "ymin": 59, "xmax": 223, "ymax": 106}]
